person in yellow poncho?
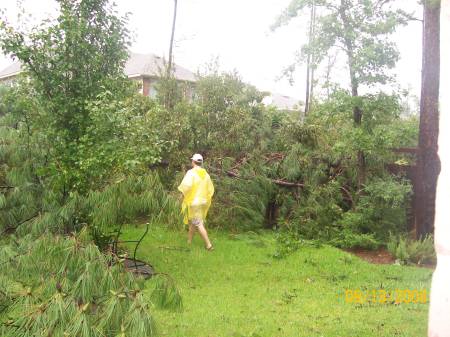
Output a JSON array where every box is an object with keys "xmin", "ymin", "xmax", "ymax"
[{"xmin": 178, "ymin": 153, "xmax": 215, "ymax": 250}]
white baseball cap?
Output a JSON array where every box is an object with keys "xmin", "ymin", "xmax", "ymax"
[{"xmin": 191, "ymin": 153, "xmax": 203, "ymax": 162}]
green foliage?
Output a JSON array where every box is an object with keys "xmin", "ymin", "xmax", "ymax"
[
  {"xmin": 0, "ymin": 1, "xmax": 185, "ymax": 333},
  {"xmin": 154, "ymin": 67, "xmax": 186, "ymax": 110},
  {"xmin": 178, "ymin": 85, "xmax": 418, "ymax": 253},
  {"xmin": 272, "ymin": 230, "xmax": 322, "ymax": 259},
  {"xmin": 321, "ymin": 176, "xmax": 411, "ymax": 248},
  {"xmin": 0, "ymin": 87, "xmax": 46, "ymax": 235},
  {"xmin": 0, "ymin": 233, "xmax": 156, "ymax": 337},
  {"xmin": 2, "ymin": 73, "xmax": 417, "ymax": 250},
  {"xmin": 265, "ymin": 91, "xmax": 415, "ymax": 250},
  {"xmin": 281, "ymin": 183, "xmax": 341, "ymax": 242},
  {"xmin": 73, "ymin": 92, "xmax": 172, "ymax": 190},
  {"xmin": 272, "ymin": 0, "xmax": 411, "ymax": 87},
  {"xmin": 0, "ymin": 0, "xmax": 135, "ymax": 194},
  {"xmin": 0, "ymin": 3, "xmax": 422, "ymax": 303},
  {"xmin": 85, "ymin": 174, "xmax": 182, "ymax": 247},
  {"xmin": 0, "ymin": 87, "xmax": 180, "ymax": 237},
  {"xmin": 16, "ymin": 173, "xmax": 181, "ymax": 245},
  {"xmin": 150, "ymin": 274, "xmax": 183, "ymax": 312},
  {"xmin": 209, "ymin": 165, "xmax": 276, "ymax": 231},
  {"xmin": 192, "ymin": 69, "xmax": 270, "ymax": 153},
  {"xmin": 387, "ymin": 233, "xmax": 436, "ymax": 265},
  {"xmin": 331, "ymin": 230, "xmax": 380, "ymax": 250}
]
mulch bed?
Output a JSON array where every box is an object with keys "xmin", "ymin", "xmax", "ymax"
[
  {"xmin": 344, "ymin": 248, "xmax": 396, "ymax": 264},
  {"xmin": 344, "ymin": 248, "xmax": 436, "ymax": 269}
]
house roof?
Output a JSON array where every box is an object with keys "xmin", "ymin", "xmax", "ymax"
[
  {"xmin": 262, "ymin": 93, "xmax": 302, "ymax": 111},
  {"xmin": 0, "ymin": 52, "xmax": 197, "ymax": 82},
  {"xmin": 125, "ymin": 52, "xmax": 196, "ymax": 82},
  {"xmin": 0, "ymin": 61, "xmax": 22, "ymax": 80}
]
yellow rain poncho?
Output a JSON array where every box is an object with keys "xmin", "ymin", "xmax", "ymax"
[{"xmin": 178, "ymin": 167, "xmax": 214, "ymax": 225}]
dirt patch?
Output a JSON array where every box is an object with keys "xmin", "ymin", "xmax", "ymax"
[
  {"xmin": 344, "ymin": 248, "xmax": 396, "ymax": 264},
  {"xmin": 344, "ymin": 248, "xmax": 436, "ymax": 268}
]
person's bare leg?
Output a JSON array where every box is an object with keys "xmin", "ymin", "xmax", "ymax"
[
  {"xmin": 188, "ymin": 224, "xmax": 196, "ymax": 244},
  {"xmin": 197, "ymin": 223, "xmax": 212, "ymax": 249}
]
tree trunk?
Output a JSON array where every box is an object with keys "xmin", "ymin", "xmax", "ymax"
[
  {"xmin": 351, "ymin": 77, "xmax": 366, "ymax": 189},
  {"xmin": 304, "ymin": 2, "xmax": 314, "ymax": 117},
  {"xmin": 325, "ymin": 52, "xmax": 337, "ymax": 100},
  {"xmin": 427, "ymin": 1, "xmax": 448, "ymax": 334},
  {"xmin": 309, "ymin": 2, "xmax": 316, "ymax": 111},
  {"xmin": 339, "ymin": 0, "xmax": 365, "ymax": 188},
  {"xmin": 304, "ymin": 58, "xmax": 311, "ymax": 117},
  {"xmin": 165, "ymin": 0, "xmax": 178, "ymax": 110},
  {"xmin": 416, "ymin": 0, "xmax": 441, "ymax": 238},
  {"xmin": 168, "ymin": 0, "xmax": 178, "ymax": 75}
]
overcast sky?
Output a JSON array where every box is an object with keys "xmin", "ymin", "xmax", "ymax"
[{"xmin": 0, "ymin": 0, "xmax": 423, "ymax": 100}]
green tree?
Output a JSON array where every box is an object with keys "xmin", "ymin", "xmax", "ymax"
[
  {"xmin": 0, "ymin": 0, "xmax": 133, "ymax": 195},
  {"xmin": 194, "ymin": 69, "xmax": 268, "ymax": 153},
  {"xmin": 272, "ymin": 0, "xmax": 411, "ymax": 186}
]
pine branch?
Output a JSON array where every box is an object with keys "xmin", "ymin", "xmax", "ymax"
[
  {"xmin": 0, "ymin": 234, "xmax": 157, "ymax": 336},
  {"xmin": 0, "ymin": 212, "xmax": 40, "ymax": 236},
  {"xmin": 340, "ymin": 186, "xmax": 354, "ymax": 209},
  {"xmin": 209, "ymin": 166, "xmax": 305, "ymax": 188}
]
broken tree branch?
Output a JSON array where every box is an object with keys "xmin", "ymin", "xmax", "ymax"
[{"xmin": 209, "ymin": 166, "xmax": 304, "ymax": 188}]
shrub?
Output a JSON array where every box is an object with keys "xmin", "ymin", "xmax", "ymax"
[
  {"xmin": 330, "ymin": 230, "xmax": 381, "ymax": 250},
  {"xmin": 387, "ymin": 233, "xmax": 436, "ymax": 265}
]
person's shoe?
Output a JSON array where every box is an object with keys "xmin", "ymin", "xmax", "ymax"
[{"xmin": 206, "ymin": 245, "xmax": 214, "ymax": 251}]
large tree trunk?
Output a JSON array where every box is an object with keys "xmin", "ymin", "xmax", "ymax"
[
  {"xmin": 427, "ymin": 2, "xmax": 447, "ymax": 334},
  {"xmin": 416, "ymin": 0, "xmax": 441, "ymax": 238}
]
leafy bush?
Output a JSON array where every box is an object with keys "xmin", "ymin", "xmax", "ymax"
[
  {"xmin": 387, "ymin": 233, "xmax": 436, "ymax": 265},
  {"xmin": 330, "ymin": 230, "xmax": 380, "ymax": 250},
  {"xmin": 358, "ymin": 177, "xmax": 412, "ymax": 236}
]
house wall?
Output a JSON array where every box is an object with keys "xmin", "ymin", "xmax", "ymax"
[
  {"xmin": 142, "ymin": 77, "xmax": 150, "ymax": 97},
  {"xmin": 183, "ymin": 83, "xmax": 195, "ymax": 103},
  {"xmin": 0, "ymin": 75, "xmax": 18, "ymax": 86}
]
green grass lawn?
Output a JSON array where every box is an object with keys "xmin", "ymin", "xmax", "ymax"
[{"xmin": 121, "ymin": 225, "xmax": 433, "ymax": 337}]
